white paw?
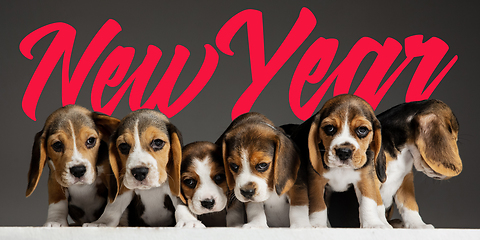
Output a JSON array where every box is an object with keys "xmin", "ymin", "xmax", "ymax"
[
  {"xmin": 406, "ymin": 223, "xmax": 434, "ymax": 229},
  {"xmin": 311, "ymin": 223, "xmax": 328, "ymax": 228},
  {"xmin": 175, "ymin": 220, "xmax": 206, "ymax": 228},
  {"xmin": 83, "ymin": 222, "xmax": 108, "ymax": 227},
  {"xmin": 290, "ymin": 223, "xmax": 312, "ymax": 228},
  {"xmin": 362, "ymin": 222, "xmax": 393, "ymax": 229},
  {"xmin": 242, "ymin": 222, "xmax": 268, "ymax": 229},
  {"xmin": 44, "ymin": 222, "xmax": 67, "ymax": 227}
]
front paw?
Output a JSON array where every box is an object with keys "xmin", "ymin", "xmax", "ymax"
[
  {"xmin": 290, "ymin": 222, "xmax": 312, "ymax": 228},
  {"xmin": 83, "ymin": 222, "xmax": 108, "ymax": 227},
  {"xmin": 242, "ymin": 222, "xmax": 268, "ymax": 229},
  {"xmin": 175, "ymin": 219, "xmax": 206, "ymax": 228},
  {"xmin": 362, "ymin": 222, "xmax": 393, "ymax": 229},
  {"xmin": 405, "ymin": 223, "xmax": 434, "ymax": 229},
  {"xmin": 44, "ymin": 221, "xmax": 67, "ymax": 227}
]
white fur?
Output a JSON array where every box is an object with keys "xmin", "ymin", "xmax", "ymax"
[
  {"xmin": 83, "ymin": 191, "xmax": 134, "ymax": 227},
  {"xmin": 309, "ymin": 209, "xmax": 328, "ymax": 228},
  {"xmin": 188, "ymin": 158, "xmax": 227, "ymax": 215},
  {"xmin": 263, "ymin": 193, "xmax": 290, "ymax": 227},
  {"xmin": 234, "ymin": 148, "xmax": 272, "ymax": 202},
  {"xmin": 289, "ymin": 205, "xmax": 311, "ymax": 228},
  {"xmin": 396, "ymin": 205, "xmax": 434, "ymax": 229},
  {"xmin": 44, "ymin": 200, "xmax": 69, "ymax": 227},
  {"xmin": 327, "ymin": 118, "xmax": 360, "ymax": 167},
  {"xmin": 68, "ymin": 177, "xmax": 106, "ymax": 223},
  {"xmin": 380, "ymin": 147, "xmax": 413, "ymax": 208},
  {"xmin": 175, "ymin": 204, "xmax": 205, "ymax": 228},
  {"xmin": 243, "ymin": 202, "xmax": 268, "ymax": 228},
  {"xmin": 123, "ymin": 120, "xmax": 161, "ymax": 190},
  {"xmin": 356, "ymin": 195, "xmax": 391, "ymax": 229},
  {"xmin": 134, "ymin": 184, "xmax": 175, "ymax": 226},
  {"xmin": 323, "ymin": 167, "xmax": 361, "ymax": 192},
  {"xmin": 64, "ymin": 120, "xmax": 95, "ymax": 186}
]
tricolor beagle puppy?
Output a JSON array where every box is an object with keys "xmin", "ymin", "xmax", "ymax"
[
  {"xmin": 217, "ymin": 112, "xmax": 310, "ymax": 228},
  {"xmin": 180, "ymin": 141, "xmax": 229, "ymax": 227},
  {"xmin": 26, "ymin": 105, "xmax": 120, "ymax": 226},
  {"xmin": 377, "ymin": 99, "xmax": 462, "ymax": 228},
  {"xmin": 284, "ymin": 94, "xmax": 391, "ymax": 228},
  {"xmin": 83, "ymin": 109, "xmax": 203, "ymax": 228}
]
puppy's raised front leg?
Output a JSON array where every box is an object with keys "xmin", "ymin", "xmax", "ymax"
[
  {"xmin": 395, "ymin": 172, "xmax": 433, "ymax": 229},
  {"xmin": 171, "ymin": 195, "xmax": 205, "ymax": 228},
  {"xmin": 243, "ymin": 202, "xmax": 268, "ymax": 228},
  {"xmin": 83, "ymin": 190, "xmax": 133, "ymax": 227}
]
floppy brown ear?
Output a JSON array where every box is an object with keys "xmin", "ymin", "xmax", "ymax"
[
  {"xmin": 222, "ymin": 138, "xmax": 236, "ymax": 191},
  {"xmin": 166, "ymin": 124, "xmax": 185, "ymax": 203},
  {"xmin": 26, "ymin": 130, "xmax": 47, "ymax": 197},
  {"xmin": 92, "ymin": 113, "xmax": 121, "ymax": 142},
  {"xmin": 371, "ymin": 118, "xmax": 386, "ymax": 183},
  {"xmin": 273, "ymin": 134, "xmax": 301, "ymax": 196},
  {"xmin": 107, "ymin": 140, "xmax": 120, "ymax": 202},
  {"xmin": 307, "ymin": 115, "xmax": 323, "ymax": 174},
  {"xmin": 413, "ymin": 113, "xmax": 462, "ymax": 177}
]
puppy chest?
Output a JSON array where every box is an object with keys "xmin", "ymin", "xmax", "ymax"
[
  {"xmin": 134, "ymin": 185, "xmax": 175, "ymax": 226},
  {"xmin": 323, "ymin": 168, "xmax": 361, "ymax": 192},
  {"xmin": 264, "ymin": 194, "xmax": 290, "ymax": 227},
  {"xmin": 67, "ymin": 181, "xmax": 106, "ymax": 222}
]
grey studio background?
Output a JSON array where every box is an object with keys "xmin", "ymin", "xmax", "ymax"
[{"xmin": 1, "ymin": 0, "xmax": 479, "ymax": 228}]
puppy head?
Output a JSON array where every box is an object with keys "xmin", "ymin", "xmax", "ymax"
[
  {"xmin": 26, "ymin": 105, "xmax": 120, "ymax": 197},
  {"xmin": 180, "ymin": 141, "xmax": 228, "ymax": 215},
  {"xmin": 308, "ymin": 95, "xmax": 382, "ymax": 175},
  {"xmin": 411, "ymin": 100, "xmax": 462, "ymax": 179},
  {"xmin": 108, "ymin": 109, "xmax": 182, "ymax": 195},
  {"xmin": 221, "ymin": 113, "xmax": 300, "ymax": 203}
]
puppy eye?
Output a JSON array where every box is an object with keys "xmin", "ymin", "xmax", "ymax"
[
  {"xmin": 151, "ymin": 139, "xmax": 165, "ymax": 151},
  {"xmin": 255, "ymin": 162, "xmax": 270, "ymax": 172},
  {"xmin": 356, "ymin": 126, "xmax": 370, "ymax": 138},
  {"xmin": 52, "ymin": 141, "xmax": 64, "ymax": 152},
  {"xmin": 85, "ymin": 137, "xmax": 96, "ymax": 149},
  {"xmin": 229, "ymin": 163, "xmax": 239, "ymax": 173},
  {"xmin": 183, "ymin": 178, "xmax": 197, "ymax": 188},
  {"xmin": 118, "ymin": 143, "xmax": 131, "ymax": 155},
  {"xmin": 323, "ymin": 125, "xmax": 337, "ymax": 136},
  {"xmin": 213, "ymin": 174, "xmax": 225, "ymax": 184}
]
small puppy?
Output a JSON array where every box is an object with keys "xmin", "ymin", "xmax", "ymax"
[
  {"xmin": 217, "ymin": 112, "xmax": 310, "ymax": 228},
  {"xmin": 285, "ymin": 94, "xmax": 391, "ymax": 228},
  {"xmin": 180, "ymin": 141, "xmax": 229, "ymax": 226},
  {"xmin": 26, "ymin": 105, "xmax": 120, "ymax": 226},
  {"xmin": 377, "ymin": 99, "xmax": 462, "ymax": 228},
  {"xmin": 83, "ymin": 109, "xmax": 203, "ymax": 227}
]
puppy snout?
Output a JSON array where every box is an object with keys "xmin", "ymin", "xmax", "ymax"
[
  {"xmin": 336, "ymin": 147, "xmax": 352, "ymax": 161},
  {"xmin": 70, "ymin": 165, "xmax": 86, "ymax": 178},
  {"xmin": 131, "ymin": 167, "xmax": 149, "ymax": 181},
  {"xmin": 240, "ymin": 188, "xmax": 255, "ymax": 199},
  {"xmin": 200, "ymin": 198, "xmax": 216, "ymax": 210}
]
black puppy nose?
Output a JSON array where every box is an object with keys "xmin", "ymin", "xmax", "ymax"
[
  {"xmin": 240, "ymin": 188, "xmax": 255, "ymax": 199},
  {"xmin": 131, "ymin": 167, "xmax": 149, "ymax": 181},
  {"xmin": 336, "ymin": 148, "xmax": 352, "ymax": 161},
  {"xmin": 70, "ymin": 165, "xmax": 86, "ymax": 178},
  {"xmin": 201, "ymin": 198, "xmax": 216, "ymax": 210}
]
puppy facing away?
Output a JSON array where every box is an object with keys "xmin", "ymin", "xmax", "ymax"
[
  {"xmin": 180, "ymin": 141, "xmax": 229, "ymax": 227},
  {"xmin": 83, "ymin": 109, "xmax": 203, "ymax": 228},
  {"xmin": 217, "ymin": 112, "xmax": 310, "ymax": 228},
  {"xmin": 26, "ymin": 105, "xmax": 120, "ymax": 226},
  {"xmin": 284, "ymin": 94, "xmax": 391, "ymax": 228},
  {"xmin": 377, "ymin": 99, "xmax": 462, "ymax": 228}
]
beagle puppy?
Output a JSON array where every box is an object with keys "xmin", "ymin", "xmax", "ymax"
[
  {"xmin": 377, "ymin": 99, "xmax": 462, "ymax": 228},
  {"xmin": 83, "ymin": 109, "xmax": 203, "ymax": 228},
  {"xmin": 217, "ymin": 112, "xmax": 310, "ymax": 228},
  {"xmin": 284, "ymin": 94, "xmax": 391, "ymax": 228},
  {"xmin": 180, "ymin": 141, "xmax": 229, "ymax": 227},
  {"xmin": 26, "ymin": 105, "xmax": 120, "ymax": 226}
]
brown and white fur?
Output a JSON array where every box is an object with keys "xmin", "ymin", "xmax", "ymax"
[
  {"xmin": 180, "ymin": 141, "xmax": 230, "ymax": 226},
  {"xmin": 83, "ymin": 109, "xmax": 203, "ymax": 228},
  {"xmin": 26, "ymin": 105, "xmax": 120, "ymax": 226},
  {"xmin": 284, "ymin": 94, "xmax": 391, "ymax": 228},
  {"xmin": 217, "ymin": 112, "xmax": 310, "ymax": 228},
  {"xmin": 377, "ymin": 99, "xmax": 462, "ymax": 228}
]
